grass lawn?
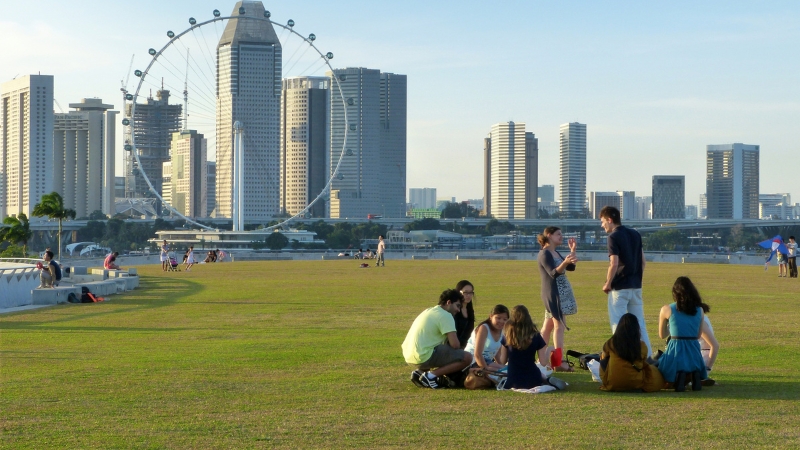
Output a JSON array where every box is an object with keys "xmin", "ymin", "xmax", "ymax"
[{"xmin": 2, "ymin": 259, "xmax": 800, "ymax": 449}]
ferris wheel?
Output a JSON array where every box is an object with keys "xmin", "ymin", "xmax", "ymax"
[{"xmin": 122, "ymin": 4, "xmax": 349, "ymax": 231}]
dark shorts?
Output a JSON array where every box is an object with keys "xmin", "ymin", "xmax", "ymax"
[{"xmin": 410, "ymin": 344, "xmax": 466, "ymax": 371}]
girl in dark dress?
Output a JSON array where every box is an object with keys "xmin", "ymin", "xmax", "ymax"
[{"xmin": 496, "ymin": 305, "xmax": 565, "ymax": 390}]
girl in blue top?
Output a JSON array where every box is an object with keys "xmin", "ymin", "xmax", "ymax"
[{"xmin": 657, "ymin": 276, "xmax": 708, "ymax": 389}]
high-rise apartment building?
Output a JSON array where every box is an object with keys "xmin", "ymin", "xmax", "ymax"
[
  {"xmin": 706, "ymin": 143, "xmax": 759, "ymax": 219},
  {"xmin": 559, "ymin": 122, "xmax": 586, "ymax": 215},
  {"xmin": 699, "ymin": 194, "xmax": 707, "ymax": 219},
  {"xmin": 538, "ymin": 185, "xmax": 555, "ymax": 203},
  {"xmin": 327, "ymin": 67, "xmax": 407, "ymax": 219},
  {"xmin": 483, "ymin": 122, "xmax": 537, "ymax": 219},
  {"xmin": 1, "ymin": 75, "xmax": 54, "ymax": 218},
  {"xmin": 652, "ymin": 175, "xmax": 685, "ymax": 219},
  {"xmin": 409, "ymin": 188, "xmax": 437, "ymax": 209},
  {"xmin": 53, "ymin": 98, "xmax": 117, "ymax": 218},
  {"xmin": 280, "ymin": 76, "xmax": 329, "ymax": 218},
  {"xmin": 759, "ymin": 193, "xmax": 791, "ymax": 220},
  {"xmin": 635, "ymin": 196, "xmax": 652, "ymax": 220},
  {"xmin": 590, "ymin": 191, "xmax": 634, "ymax": 219},
  {"xmin": 162, "ymin": 130, "xmax": 207, "ymax": 218},
  {"xmin": 217, "ymin": 0, "xmax": 281, "ymax": 221},
  {"xmin": 379, "ymin": 72, "xmax": 407, "ymax": 218},
  {"xmin": 125, "ymin": 90, "xmax": 181, "ymax": 207},
  {"xmin": 206, "ymin": 161, "xmax": 216, "ymax": 217}
]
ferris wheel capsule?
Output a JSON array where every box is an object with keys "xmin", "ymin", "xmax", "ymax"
[
  {"xmin": 238, "ymin": 6, "xmax": 245, "ymax": 14},
  {"xmin": 288, "ymin": 19, "xmax": 295, "ymax": 27},
  {"xmin": 167, "ymin": 30, "xmax": 175, "ymax": 38},
  {"xmin": 124, "ymin": 144, "xmax": 132, "ymax": 151},
  {"xmin": 134, "ymin": 70, "xmax": 143, "ymax": 77},
  {"xmin": 213, "ymin": 9, "xmax": 221, "ymax": 17},
  {"xmin": 125, "ymin": 94, "xmax": 133, "ymax": 100},
  {"xmin": 148, "ymin": 48, "xmax": 157, "ymax": 56},
  {"xmin": 122, "ymin": 118, "xmax": 131, "ymax": 126},
  {"xmin": 264, "ymin": 10, "xmax": 271, "ymax": 18},
  {"xmin": 326, "ymin": 52, "xmax": 334, "ymax": 59},
  {"xmin": 309, "ymin": 33, "xmax": 316, "ymax": 41},
  {"xmin": 189, "ymin": 17, "xmax": 197, "ymax": 25}
]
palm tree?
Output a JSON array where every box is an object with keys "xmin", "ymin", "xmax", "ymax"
[
  {"xmin": 32, "ymin": 192, "xmax": 76, "ymax": 261},
  {"xmin": 1, "ymin": 213, "xmax": 33, "ymax": 256}
]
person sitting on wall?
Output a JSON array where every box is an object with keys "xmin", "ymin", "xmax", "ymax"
[{"xmin": 104, "ymin": 252, "xmax": 121, "ymax": 270}]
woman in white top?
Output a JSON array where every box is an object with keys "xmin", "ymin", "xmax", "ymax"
[
  {"xmin": 185, "ymin": 246, "xmax": 195, "ymax": 272},
  {"xmin": 160, "ymin": 240, "xmax": 169, "ymax": 272},
  {"xmin": 464, "ymin": 304, "xmax": 510, "ymax": 370}
]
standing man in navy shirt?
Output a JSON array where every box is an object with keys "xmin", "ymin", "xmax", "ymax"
[{"xmin": 600, "ymin": 206, "xmax": 652, "ymax": 356}]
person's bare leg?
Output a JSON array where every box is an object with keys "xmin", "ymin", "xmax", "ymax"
[
  {"xmin": 554, "ymin": 319, "xmax": 565, "ymax": 349},
  {"xmin": 540, "ymin": 317, "xmax": 555, "ymax": 346}
]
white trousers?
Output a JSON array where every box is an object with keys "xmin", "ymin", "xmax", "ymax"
[{"xmin": 608, "ymin": 288, "xmax": 652, "ymax": 356}]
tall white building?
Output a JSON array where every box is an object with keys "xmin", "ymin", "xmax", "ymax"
[
  {"xmin": 635, "ymin": 196, "xmax": 652, "ymax": 220},
  {"xmin": 53, "ymin": 98, "xmax": 117, "ymax": 218},
  {"xmin": 1, "ymin": 75, "xmax": 54, "ymax": 218},
  {"xmin": 327, "ymin": 68, "xmax": 407, "ymax": 219},
  {"xmin": 559, "ymin": 122, "xmax": 586, "ymax": 215},
  {"xmin": 590, "ymin": 191, "xmax": 634, "ymax": 220},
  {"xmin": 280, "ymin": 76, "xmax": 329, "ymax": 218},
  {"xmin": 206, "ymin": 161, "xmax": 216, "ymax": 217},
  {"xmin": 706, "ymin": 143, "xmax": 759, "ymax": 219},
  {"xmin": 759, "ymin": 193, "xmax": 791, "ymax": 220},
  {"xmin": 216, "ymin": 0, "xmax": 281, "ymax": 221},
  {"xmin": 162, "ymin": 130, "xmax": 207, "ymax": 218},
  {"xmin": 483, "ymin": 122, "xmax": 537, "ymax": 219},
  {"xmin": 409, "ymin": 188, "xmax": 437, "ymax": 209},
  {"xmin": 699, "ymin": 194, "xmax": 707, "ymax": 219}
]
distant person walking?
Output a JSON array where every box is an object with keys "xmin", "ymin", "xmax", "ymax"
[
  {"xmin": 376, "ymin": 235, "xmax": 385, "ymax": 267},
  {"xmin": 600, "ymin": 206, "xmax": 652, "ymax": 357},
  {"xmin": 788, "ymin": 236, "xmax": 798, "ymax": 278},
  {"xmin": 185, "ymin": 246, "xmax": 195, "ymax": 272},
  {"xmin": 160, "ymin": 240, "xmax": 170, "ymax": 272}
]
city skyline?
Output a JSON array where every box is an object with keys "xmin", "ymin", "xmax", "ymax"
[{"xmin": 1, "ymin": 1, "xmax": 799, "ymax": 207}]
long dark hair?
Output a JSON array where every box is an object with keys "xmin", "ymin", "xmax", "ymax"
[
  {"xmin": 612, "ymin": 313, "xmax": 642, "ymax": 364},
  {"xmin": 475, "ymin": 304, "xmax": 510, "ymax": 333},
  {"xmin": 455, "ymin": 280, "xmax": 475, "ymax": 318},
  {"xmin": 673, "ymin": 276, "xmax": 702, "ymax": 315},
  {"xmin": 503, "ymin": 305, "xmax": 538, "ymax": 350}
]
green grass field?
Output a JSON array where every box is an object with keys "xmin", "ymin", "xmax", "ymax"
[{"xmin": 2, "ymin": 260, "xmax": 800, "ymax": 449}]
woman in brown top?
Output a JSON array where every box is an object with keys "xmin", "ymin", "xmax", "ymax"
[{"xmin": 600, "ymin": 313, "xmax": 664, "ymax": 392}]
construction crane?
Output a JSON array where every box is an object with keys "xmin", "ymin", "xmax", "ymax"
[{"xmin": 182, "ymin": 49, "xmax": 189, "ymax": 131}]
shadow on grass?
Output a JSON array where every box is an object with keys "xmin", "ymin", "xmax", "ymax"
[
  {"xmin": 565, "ymin": 379, "xmax": 800, "ymax": 400},
  {"xmin": 0, "ymin": 275, "xmax": 204, "ymax": 330}
]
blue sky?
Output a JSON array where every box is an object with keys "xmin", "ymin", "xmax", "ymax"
[{"xmin": 2, "ymin": 0, "xmax": 798, "ymax": 206}]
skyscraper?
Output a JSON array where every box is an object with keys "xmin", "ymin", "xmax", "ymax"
[
  {"xmin": 163, "ymin": 130, "xmax": 207, "ymax": 218},
  {"xmin": 280, "ymin": 76, "xmax": 329, "ymax": 218},
  {"xmin": 1, "ymin": 75, "xmax": 54, "ymax": 218},
  {"xmin": 699, "ymin": 194, "xmax": 707, "ymax": 219},
  {"xmin": 53, "ymin": 98, "xmax": 117, "ymax": 218},
  {"xmin": 559, "ymin": 122, "xmax": 586, "ymax": 215},
  {"xmin": 706, "ymin": 143, "xmax": 759, "ymax": 219},
  {"xmin": 327, "ymin": 68, "xmax": 407, "ymax": 219},
  {"xmin": 409, "ymin": 188, "xmax": 437, "ymax": 209},
  {"xmin": 483, "ymin": 122, "xmax": 537, "ymax": 220},
  {"xmin": 206, "ymin": 161, "xmax": 216, "ymax": 217},
  {"xmin": 652, "ymin": 175, "xmax": 685, "ymax": 219},
  {"xmin": 590, "ymin": 191, "xmax": 634, "ymax": 219},
  {"xmin": 538, "ymin": 184, "xmax": 555, "ymax": 203},
  {"xmin": 125, "ymin": 90, "xmax": 182, "ymax": 207},
  {"xmin": 378, "ymin": 72, "xmax": 407, "ymax": 218},
  {"xmin": 217, "ymin": 0, "xmax": 281, "ymax": 221}
]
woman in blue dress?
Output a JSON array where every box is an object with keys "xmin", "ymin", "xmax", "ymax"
[{"xmin": 657, "ymin": 276, "xmax": 708, "ymax": 390}]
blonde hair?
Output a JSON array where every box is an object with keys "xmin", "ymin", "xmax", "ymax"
[{"xmin": 503, "ymin": 305, "xmax": 538, "ymax": 350}]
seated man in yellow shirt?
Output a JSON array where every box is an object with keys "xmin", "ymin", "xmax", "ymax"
[{"xmin": 402, "ymin": 289, "xmax": 473, "ymax": 389}]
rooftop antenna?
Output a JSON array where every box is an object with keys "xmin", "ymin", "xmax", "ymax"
[{"xmin": 183, "ymin": 48, "xmax": 189, "ymax": 131}]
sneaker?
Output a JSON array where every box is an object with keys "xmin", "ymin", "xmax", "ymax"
[
  {"xmin": 410, "ymin": 370, "xmax": 425, "ymax": 388},
  {"xmin": 419, "ymin": 372, "xmax": 440, "ymax": 389},
  {"xmin": 547, "ymin": 376, "xmax": 567, "ymax": 390}
]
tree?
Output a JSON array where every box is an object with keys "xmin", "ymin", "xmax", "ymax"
[
  {"xmin": 1, "ymin": 213, "xmax": 33, "ymax": 256},
  {"xmin": 88, "ymin": 210, "xmax": 108, "ymax": 220},
  {"xmin": 32, "ymin": 192, "xmax": 76, "ymax": 261},
  {"xmin": 643, "ymin": 229, "xmax": 688, "ymax": 251},
  {"xmin": 265, "ymin": 232, "xmax": 289, "ymax": 251},
  {"xmin": 404, "ymin": 218, "xmax": 441, "ymax": 232}
]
